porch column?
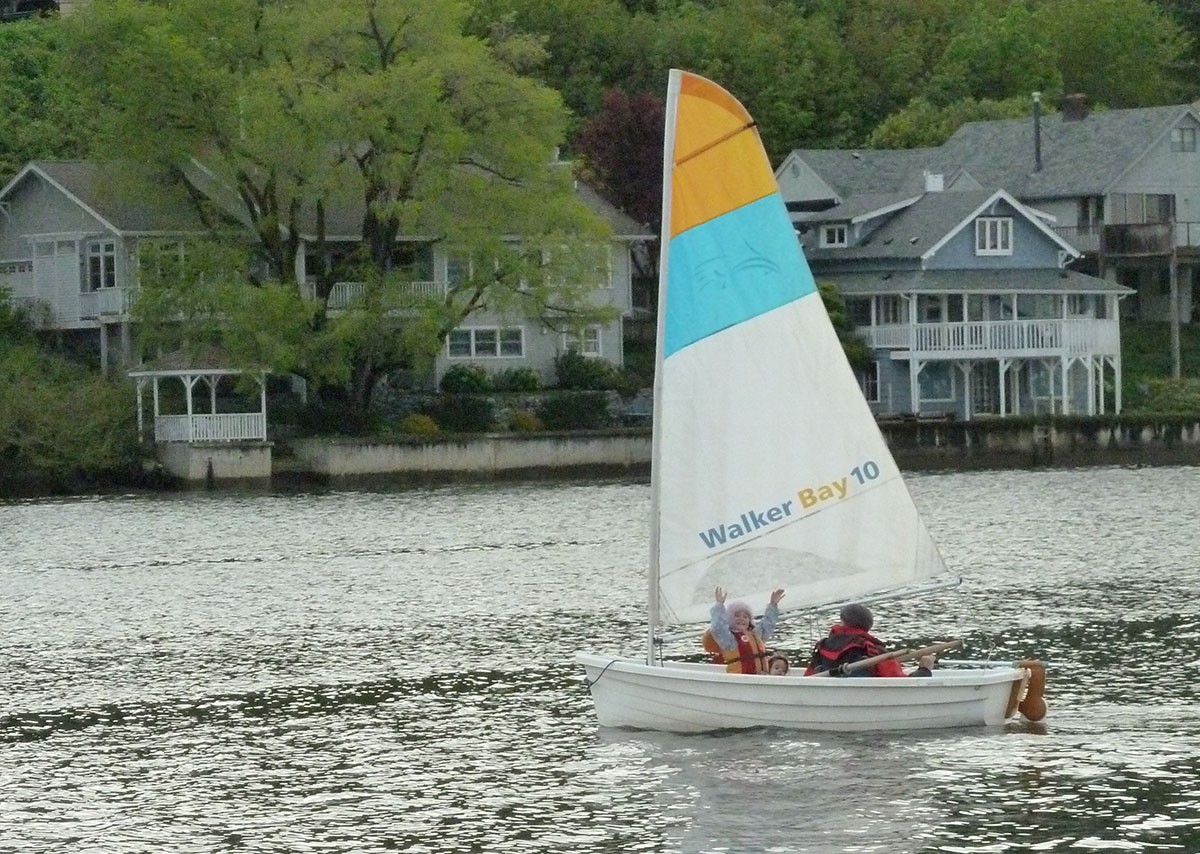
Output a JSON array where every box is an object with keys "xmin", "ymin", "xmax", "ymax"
[
  {"xmin": 184, "ymin": 375, "xmax": 198, "ymax": 442},
  {"xmin": 99, "ymin": 324, "xmax": 109, "ymax": 374},
  {"xmin": 909, "ymin": 359, "xmax": 921, "ymax": 415},
  {"xmin": 959, "ymin": 362, "xmax": 973, "ymax": 421},
  {"xmin": 1115, "ymin": 356, "xmax": 1123, "ymax": 413},
  {"xmin": 136, "ymin": 378, "xmax": 144, "ymax": 438},
  {"xmin": 259, "ymin": 373, "xmax": 268, "ymax": 440},
  {"xmin": 1060, "ymin": 357, "xmax": 1070, "ymax": 416},
  {"xmin": 1087, "ymin": 358, "xmax": 1097, "ymax": 416},
  {"xmin": 998, "ymin": 358, "xmax": 1011, "ymax": 417}
]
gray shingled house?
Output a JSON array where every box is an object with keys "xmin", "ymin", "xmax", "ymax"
[
  {"xmin": 779, "ymin": 98, "xmax": 1200, "ymax": 326},
  {"xmin": 0, "ymin": 160, "xmax": 649, "ymax": 384}
]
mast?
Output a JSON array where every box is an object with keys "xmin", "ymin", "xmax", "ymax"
[{"xmin": 646, "ymin": 70, "xmax": 681, "ymax": 665}]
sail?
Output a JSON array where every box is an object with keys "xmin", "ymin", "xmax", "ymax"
[{"xmin": 651, "ymin": 70, "xmax": 952, "ymax": 628}]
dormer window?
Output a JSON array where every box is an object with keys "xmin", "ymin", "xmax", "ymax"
[
  {"xmin": 820, "ymin": 224, "xmax": 848, "ymax": 248},
  {"xmin": 1171, "ymin": 127, "xmax": 1196, "ymax": 152},
  {"xmin": 975, "ymin": 217, "xmax": 1012, "ymax": 255}
]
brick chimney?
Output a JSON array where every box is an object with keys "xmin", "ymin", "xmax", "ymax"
[{"xmin": 1062, "ymin": 93, "xmax": 1090, "ymax": 122}]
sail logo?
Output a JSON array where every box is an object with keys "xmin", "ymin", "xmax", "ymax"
[
  {"xmin": 696, "ymin": 461, "xmax": 880, "ymax": 550},
  {"xmin": 697, "ymin": 499, "xmax": 795, "ymax": 548}
]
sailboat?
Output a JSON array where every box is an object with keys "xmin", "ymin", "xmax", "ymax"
[{"xmin": 575, "ymin": 70, "xmax": 1044, "ymax": 733}]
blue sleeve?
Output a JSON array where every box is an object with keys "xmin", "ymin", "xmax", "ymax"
[
  {"xmin": 709, "ymin": 602, "xmax": 735, "ymax": 650},
  {"xmin": 756, "ymin": 602, "xmax": 779, "ymax": 641}
]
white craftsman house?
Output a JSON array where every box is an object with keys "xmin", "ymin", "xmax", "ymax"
[{"xmin": 789, "ymin": 181, "xmax": 1131, "ymax": 419}]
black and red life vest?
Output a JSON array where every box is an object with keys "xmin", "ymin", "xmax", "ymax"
[{"xmin": 806, "ymin": 625, "xmax": 886, "ymax": 676}]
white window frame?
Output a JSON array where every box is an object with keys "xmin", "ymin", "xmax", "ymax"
[
  {"xmin": 446, "ymin": 326, "xmax": 525, "ymax": 359},
  {"xmin": 563, "ymin": 325, "xmax": 602, "ymax": 357},
  {"xmin": 975, "ymin": 217, "xmax": 1012, "ymax": 256},
  {"xmin": 445, "ymin": 253, "xmax": 473, "ymax": 287},
  {"xmin": 820, "ymin": 224, "xmax": 848, "ymax": 248},
  {"xmin": 918, "ymin": 362, "xmax": 955, "ymax": 403},
  {"xmin": 877, "ymin": 295, "xmax": 907, "ymax": 325},
  {"xmin": 860, "ymin": 362, "xmax": 880, "ymax": 403},
  {"xmin": 87, "ymin": 240, "xmax": 116, "ymax": 291},
  {"xmin": 1171, "ymin": 127, "xmax": 1197, "ymax": 153}
]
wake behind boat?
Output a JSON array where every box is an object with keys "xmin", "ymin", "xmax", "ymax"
[{"xmin": 575, "ymin": 70, "xmax": 1046, "ymax": 734}]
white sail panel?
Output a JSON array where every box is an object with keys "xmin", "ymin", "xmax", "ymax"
[{"xmin": 654, "ymin": 296, "xmax": 950, "ymax": 626}]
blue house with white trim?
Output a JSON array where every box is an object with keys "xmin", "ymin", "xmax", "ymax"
[{"xmin": 790, "ymin": 179, "xmax": 1131, "ymax": 419}]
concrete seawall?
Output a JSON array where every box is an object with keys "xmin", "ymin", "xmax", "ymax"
[{"xmin": 160, "ymin": 419, "xmax": 1200, "ymax": 485}]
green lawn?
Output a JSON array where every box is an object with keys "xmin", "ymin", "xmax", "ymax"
[{"xmin": 1121, "ymin": 321, "xmax": 1200, "ymax": 409}]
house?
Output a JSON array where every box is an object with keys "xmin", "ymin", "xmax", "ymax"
[
  {"xmin": 778, "ymin": 97, "xmax": 1200, "ymax": 325},
  {"xmin": 789, "ymin": 182, "xmax": 1131, "ymax": 419},
  {"xmin": 0, "ymin": 160, "xmax": 650, "ymax": 384}
]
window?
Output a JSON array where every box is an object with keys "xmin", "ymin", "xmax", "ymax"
[
  {"xmin": 917, "ymin": 295, "xmax": 944, "ymax": 323},
  {"xmin": 820, "ymin": 224, "xmax": 847, "ymax": 247},
  {"xmin": 446, "ymin": 254, "xmax": 473, "ymax": 286},
  {"xmin": 975, "ymin": 217, "xmax": 1012, "ymax": 255},
  {"xmin": 1171, "ymin": 127, "xmax": 1197, "ymax": 152},
  {"xmin": 844, "ymin": 297, "xmax": 872, "ymax": 327},
  {"xmin": 918, "ymin": 362, "xmax": 954, "ymax": 402},
  {"xmin": 859, "ymin": 362, "xmax": 880, "ymax": 403},
  {"xmin": 877, "ymin": 295, "xmax": 907, "ymax": 325},
  {"xmin": 447, "ymin": 327, "xmax": 524, "ymax": 358},
  {"xmin": 390, "ymin": 243, "xmax": 434, "ymax": 281},
  {"xmin": 87, "ymin": 240, "xmax": 116, "ymax": 291},
  {"xmin": 1066, "ymin": 294, "xmax": 1095, "ymax": 317},
  {"xmin": 563, "ymin": 325, "xmax": 602, "ymax": 357}
]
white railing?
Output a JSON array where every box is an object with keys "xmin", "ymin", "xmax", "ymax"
[
  {"xmin": 865, "ymin": 318, "xmax": 1121, "ymax": 357},
  {"xmin": 327, "ymin": 280, "xmax": 444, "ymax": 309},
  {"xmin": 154, "ymin": 413, "xmax": 266, "ymax": 442},
  {"xmin": 79, "ymin": 287, "xmax": 133, "ymax": 319}
]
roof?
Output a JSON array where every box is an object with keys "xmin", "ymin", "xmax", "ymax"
[
  {"xmin": 785, "ymin": 103, "xmax": 1198, "ymax": 203},
  {"xmin": 8, "ymin": 161, "xmax": 214, "ymax": 234},
  {"xmin": 941, "ymin": 104, "xmax": 1194, "ymax": 199},
  {"xmin": 790, "ymin": 191, "xmax": 920, "ymax": 224},
  {"xmin": 801, "ymin": 189, "xmax": 1033, "ymax": 261},
  {"xmin": 127, "ymin": 347, "xmax": 265, "ymax": 377},
  {"xmin": 818, "ymin": 268, "xmax": 1133, "ymax": 296}
]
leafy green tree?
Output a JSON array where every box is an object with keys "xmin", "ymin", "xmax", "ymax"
[
  {"xmin": 868, "ymin": 95, "xmax": 1037, "ymax": 149},
  {"xmin": 1034, "ymin": 0, "xmax": 1190, "ymax": 106},
  {"xmin": 0, "ymin": 17, "xmax": 92, "ymax": 182},
  {"xmin": 0, "ymin": 294, "xmax": 141, "ymax": 493},
  {"xmin": 66, "ymin": 0, "xmax": 614, "ymax": 411},
  {"xmin": 817, "ymin": 282, "xmax": 872, "ymax": 371}
]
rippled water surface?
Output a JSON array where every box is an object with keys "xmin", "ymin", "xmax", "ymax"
[{"xmin": 2, "ymin": 466, "xmax": 1199, "ymax": 852}]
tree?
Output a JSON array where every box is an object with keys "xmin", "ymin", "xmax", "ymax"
[
  {"xmin": 868, "ymin": 95, "xmax": 1037, "ymax": 149},
  {"xmin": 66, "ymin": 0, "xmax": 613, "ymax": 410},
  {"xmin": 1034, "ymin": 0, "xmax": 1190, "ymax": 106},
  {"xmin": 0, "ymin": 16, "xmax": 92, "ymax": 182},
  {"xmin": 574, "ymin": 87, "xmax": 664, "ymax": 270}
]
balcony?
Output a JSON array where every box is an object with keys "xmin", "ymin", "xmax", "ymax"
[
  {"xmin": 79, "ymin": 286, "xmax": 133, "ymax": 320},
  {"xmin": 327, "ymin": 280, "xmax": 445, "ymax": 310},
  {"xmin": 864, "ymin": 318, "xmax": 1121, "ymax": 359},
  {"xmin": 1052, "ymin": 222, "xmax": 1200, "ymax": 256}
]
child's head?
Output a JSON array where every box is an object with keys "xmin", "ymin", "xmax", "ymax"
[
  {"xmin": 768, "ymin": 654, "xmax": 790, "ymax": 675},
  {"xmin": 726, "ymin": 600, "xmax": 753, "ymax": 631}
]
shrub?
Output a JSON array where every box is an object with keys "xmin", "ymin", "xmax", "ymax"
[
  {"xmin": 537, "ymin": 391, "xmax": 610, "ymax": 430},
  {"xmin": 509, "ymin": 410, "xmax": 543, "ymax": 432},
  {"xmin": 493, "ymin": 366, "xmax": 542, "ymax": 392},
  {"xmin": 440, "ymin": 363, "xmax": 493, "ymax": 393},
  {"xmin": 554, "ymin": 349, "xmax": 617, "ymax": 390},
  {"xmin": 1127, "ymin": 377, "xmax": 1200, "ymax": 414},
  {"xmin": 399, "ymin": 413, "xmax": 440, "ymax": 435},
  {"xmin": 293, "ymin": 398, "xmax": 378, "ymax": 436},
  {"xmin": 426, "ymin": 394, "xmax": 496, "ymax": 432}
]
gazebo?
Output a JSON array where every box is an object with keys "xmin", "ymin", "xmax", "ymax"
[{"xmin": 128, "ymin": 348, "xmax": 269, "ymax": 443}]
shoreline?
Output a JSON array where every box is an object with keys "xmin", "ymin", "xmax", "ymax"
[{"xmin": 4, "ymin": 416, "xmax": 1200, "ymax": 497}]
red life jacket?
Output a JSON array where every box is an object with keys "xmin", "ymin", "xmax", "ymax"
[
  {"xmin": 805, "ymin": 625, "xmax": 888, "ymax": 676},
  {"xmin": 720, "ymin": 629, "xmax": 769, "ymax": 674}
]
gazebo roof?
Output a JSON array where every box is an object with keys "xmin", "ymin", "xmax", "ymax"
[{"xmin": 127, "ymin": 347, "xmax": 267, "ymax": 379}]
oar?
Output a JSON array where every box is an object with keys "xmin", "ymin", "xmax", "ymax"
[{"xmin": 809, "ymin": 638, "xmax": 963, "ymax": 678}]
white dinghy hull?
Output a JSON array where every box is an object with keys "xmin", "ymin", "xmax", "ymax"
[{"xmin": 577, "ymin": 654, "xmax": 1028, "ymax": 734}]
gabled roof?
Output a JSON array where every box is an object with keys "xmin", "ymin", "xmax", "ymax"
[
  {"xmin": 1, "ymin": 161, "xmax": 213, "ymax": 235},
  {"xmin": 820, "ymin": 268, "xmax": 1132, "ymax": 296},
  {"xmin": 940, "ymin": 104, "xmax": 1196, "ymax": 199},
  {"xmin": 783, "ymin": 103, "xmax": 1200, "ymax": 204},
  {"xmin": 790, "ymin": 191, "xmax": 921, "ymax": 225},
  {"xmin": 802, "ymin": 189, "xmax": 1057, "ymax": 262},
  {"xmin": 783, "ymin": 148, "xmax": 953, "ymax": 200},
  {"xmin": 920, "ymin": 189, "xmax": 1077, "ymax": 260}
]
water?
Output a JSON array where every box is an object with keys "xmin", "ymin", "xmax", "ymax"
[{"xmin": 1, "ymin": 466, "xmax": 1199, "ymax": 853}]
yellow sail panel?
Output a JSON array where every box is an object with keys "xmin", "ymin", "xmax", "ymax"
[{"xmin": 670, "ymin": 72, "xmax": 778, "ymax": 239}]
